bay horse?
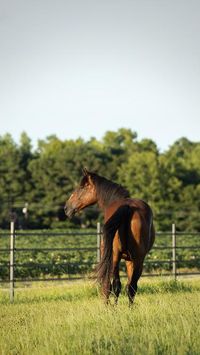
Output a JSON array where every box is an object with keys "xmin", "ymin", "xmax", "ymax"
[{"xmin": 64, "ymin": 169, "xmax": 155, "ymax": 305}]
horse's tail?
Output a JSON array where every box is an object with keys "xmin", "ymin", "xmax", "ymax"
[{"xmin": 96, "ymin": 204, "xmax": 132, "ymax": 285}]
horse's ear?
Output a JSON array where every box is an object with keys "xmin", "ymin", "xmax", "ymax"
[{"xmin": 82, "ymin": 167, "xmax": 88, "ymax": 176}]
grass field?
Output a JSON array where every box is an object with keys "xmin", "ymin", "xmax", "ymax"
[{"xmin": 0, "ymin": 278, "xmax": 200, "ymax": 355}]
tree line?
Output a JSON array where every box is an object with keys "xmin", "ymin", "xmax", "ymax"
[{"xmin": 0, "ymin": 128, "xmax": 199, "ymax": 231}]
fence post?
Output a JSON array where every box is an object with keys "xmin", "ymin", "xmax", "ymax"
[
  {"xmin": 10, "ymin": 220, "xmax": 15, "ymax": 303},
  {"xmin": 172, "ymin": 223, "xmax": 177, "ymax": 281},
  {"xmin": 97, "ymin": 222, "xmax": 101, "ymax": 263}
]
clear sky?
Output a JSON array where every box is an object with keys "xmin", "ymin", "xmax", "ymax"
[{"xmin": 0, "ymin": 0, "xmax": 200, "ymax": 151}]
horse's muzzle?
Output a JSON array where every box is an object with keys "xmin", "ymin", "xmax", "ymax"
[{"xmin": 64, "ymin": 204, "xmax": 76, "ymax": 219}]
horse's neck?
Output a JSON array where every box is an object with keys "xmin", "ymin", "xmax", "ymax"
[
  {"xmin": 97, "ymin": 196, "xmax": 106, "ymax": 210},
  {"xmin": 95, "ymin": 178, "xmax": 127, "ymax": 209},
  {"xmin": 96, "ymin": 192, "xmax": 120, "ymax": 210}
]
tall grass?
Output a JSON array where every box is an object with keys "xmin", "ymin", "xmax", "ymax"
[{"xmin": 0, "ymin": 279, "xmax": 200, "ymax": 354}]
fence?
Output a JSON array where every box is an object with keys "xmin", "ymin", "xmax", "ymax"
[{"xmin": 0, "ymin": 221, "xmax": 200, "ymax": 302}]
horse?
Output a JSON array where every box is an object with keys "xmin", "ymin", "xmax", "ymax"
[{"xmin": 64, "ymin": 168, "xmax": 155, "ymax": 305}]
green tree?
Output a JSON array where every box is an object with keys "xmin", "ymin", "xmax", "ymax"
[
  {"xmin": 0, "ymin": 131, "xmax": 199, "ymax": 231},
  {"xmin": 0, "ymin": 134, "xmax": 23, "ymax": 227},
  {"xmin": 159, "ymin": 138, "xmax": 200, "ymax": 230},
  {"xmin": 118, "ymin": 147, "xmax": 162, "ymax": 227},
  {"xmin": 101, "ymin": 128, "xmax": 138, "ymax": 180}
]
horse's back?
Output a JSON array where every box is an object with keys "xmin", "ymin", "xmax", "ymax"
[
  {"xmin": 105, "ymin": 198, "xmax": 153, "ymax": 223},
  {"xmin": 105, "ymin": 198, "xmax": 155, "ymax": 258}
]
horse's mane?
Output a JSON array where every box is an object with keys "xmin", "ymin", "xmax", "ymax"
[{"xmin": 82, "ymin": 172, "xmax": 130, "ymax": 207}]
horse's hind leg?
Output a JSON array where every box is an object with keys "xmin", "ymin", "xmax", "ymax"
[
  {"xmin": 102, "ymin": 280, "xmax": 112, "ymax": 305},
  {"xmin": 126, "ymin": 259, "xmax": 143, "ymax": 306},
  {"xmin": 112, "ymin": 256, "xmax": 121, "ymax": 305}
]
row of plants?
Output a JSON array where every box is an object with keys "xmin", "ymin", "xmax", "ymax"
[{"xmin": 0, "ymin": 229, "xmax": 199, "ymax": 280}]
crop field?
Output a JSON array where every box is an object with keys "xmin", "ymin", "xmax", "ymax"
[
  {"xmin": 0, "ymin": 229, "xmax": 199, "ymax": 281},
  {"xmin": 0, "ymin": 279, "xmax": 200, "ymax": 354}
]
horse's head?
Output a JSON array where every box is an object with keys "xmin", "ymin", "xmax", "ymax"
[{"xmin": 64, "ymin": 168, "xmax": 97, "ymax": 218}]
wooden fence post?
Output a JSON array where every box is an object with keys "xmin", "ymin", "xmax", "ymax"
[
  {"xmin": 172, "ymin": 223, "xmax": 177, "ymax": 281},
  {"xmin": 97, "ymin": 222, "xmax": 101, "ymax": 263},
  {"xmin": 10, "ymin": 220, "xmax": 15, "ymax": 303}
]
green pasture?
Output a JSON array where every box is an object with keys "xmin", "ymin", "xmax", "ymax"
[
  {"xmin": 0, "ymin": 229, "xmax": 199, "ymax": 281},
  {"xmin": 0, "ymin": 279, "xmax": 200, "ymax": 355}
]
